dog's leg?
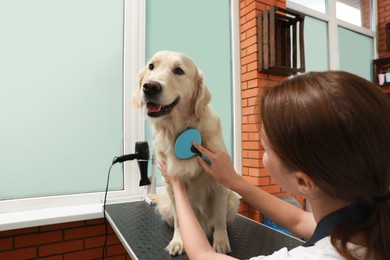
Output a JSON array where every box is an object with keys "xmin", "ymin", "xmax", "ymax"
[
  {"xmin": 165, "ymin": 186, "xmax": 185, "ymax": 255},
  {"xmin": 165, "ymin": 215, "xmax": 185, "ymax": 255},
  {"xmin": 212, "ymin": 191, "xmax": 231, "ymax": 254}
]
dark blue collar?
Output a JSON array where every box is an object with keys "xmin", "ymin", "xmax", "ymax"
[{"xmin": 303, "ymin": 200, "xmax": 374, "ymax": 247}]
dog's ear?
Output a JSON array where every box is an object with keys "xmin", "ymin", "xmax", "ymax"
[
  {"xmin": 193, "ymin": 69, "xmax": 211, "ymax": 118},
  {"xmin": 132, "ymin": 67, "xmax": 146, "ymax": 108}
]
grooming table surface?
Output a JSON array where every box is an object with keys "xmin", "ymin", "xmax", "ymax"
[{"xmin": 105, "ymin": 201, "xmax": 304, "ymax": 260}]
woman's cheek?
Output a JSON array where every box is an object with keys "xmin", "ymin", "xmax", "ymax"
[{"xmin": 263, "ymin": 151, "xmax": 270, "ymax": 170}]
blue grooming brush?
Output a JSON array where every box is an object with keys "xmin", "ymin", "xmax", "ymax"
[{"xmin": 174, "ymin": 128, "xmax": 211, "ymax": 164}]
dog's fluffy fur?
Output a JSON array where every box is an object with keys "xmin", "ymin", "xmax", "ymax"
[{"xmin": 133, "ymin": 51, "xmax": 239, "ymax": 256}]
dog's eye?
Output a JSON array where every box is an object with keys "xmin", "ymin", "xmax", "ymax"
[
  {"xmin": 173, "ymin": 67, "xmax": 185, "ymax": 75},
  {"xmin": 148, "ymin": 63, "xmax": 154, "ymax": 70}
]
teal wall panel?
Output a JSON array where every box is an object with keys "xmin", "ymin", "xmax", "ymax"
[
  {"xmin": 0, "ymin": 0, "xmax": 124, "ymax": 199},
  {"xmin": 144, "ymin": 0, "xmax": 233, "ymax": 186},
  {"xmin": 304, "ymin": 16, "xmax": 329, "ymax": 72},
  {"xmin": 338, "ymin": 27, "xmax": 373, "ymax": 81}
]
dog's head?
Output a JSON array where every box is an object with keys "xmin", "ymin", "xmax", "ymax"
[{"xmin": 133, "ymin": 51, "xmax": 211, "ymax": 120}]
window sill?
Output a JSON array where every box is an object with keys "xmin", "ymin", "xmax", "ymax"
[
  {"xmin": 0, "ymin": 203, "xmax": 102, "ymax": 232},
  {"xmin": 0, "ymin": 196, "xmax": 147, "ymax": 232}
]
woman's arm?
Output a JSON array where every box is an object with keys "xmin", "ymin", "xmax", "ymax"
[
  {"xmin": 226, "ymin": 175, "xmax": 314, "ymax": 240},
  {"xmin": 193, "ymin": 142, "xmax": 316, "ymax": 240},
  {"xmin": 159, "ymin": 162, "xmax": 236, "ymax": 260}
]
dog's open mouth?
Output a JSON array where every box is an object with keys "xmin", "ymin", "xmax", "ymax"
[{"xmin": 146, "ymin": 97, "xmax": 180, "ymax": 117}]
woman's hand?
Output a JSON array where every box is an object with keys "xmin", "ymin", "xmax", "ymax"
[
  {"xmin": 192, "ymin": 142, "xmax": 241, "ymax": 190},
  {"xmin": 158, "ymin": 160, "xmax": 182, "ymax": 187}
]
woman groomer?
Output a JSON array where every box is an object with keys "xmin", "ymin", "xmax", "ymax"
[{"xmin": 159, "ymin": 71, "xmax": 390, "ymax": 260}]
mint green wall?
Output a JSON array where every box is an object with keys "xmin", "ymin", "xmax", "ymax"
[
  {"xmin": 338, "ymin": 27, "xmax": 373, "ymax": 81},
  {"xmin": 304, "ymin": 16, "xmax": 329, "ymax": 71},
  {"xmin": 0, "ymin": 0, "xmax": 124, "ymax": 199},
  {"xmin": 144, "ymin": 0, "xmax": 233, "ymax": 186}
]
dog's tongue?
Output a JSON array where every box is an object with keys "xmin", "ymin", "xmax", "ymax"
[{"xmin": 146, "ymin": 102, "xmax": 162, "ymax": 112}]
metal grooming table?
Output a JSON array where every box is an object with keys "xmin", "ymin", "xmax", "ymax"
[{"xmin": 105, "ymin": 201, "xmax": 304, "ymax": 260}]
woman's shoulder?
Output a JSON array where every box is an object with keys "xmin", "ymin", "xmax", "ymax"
[{"xmin": 249, "ymin": 237, "xmax": 345, "ymax": 260}]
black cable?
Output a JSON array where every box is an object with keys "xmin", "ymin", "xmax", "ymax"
[
  {"xmin": 101, "ymin": 158, "xmax": 117, "ymax": 260},
  {"xmin": 101, "ymin": 152, "xmax": 150, "ymax": 259}
]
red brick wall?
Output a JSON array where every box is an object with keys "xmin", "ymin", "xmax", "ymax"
[
  {"xmin": 0, "ymin": 219, "xmax": 131, "ymax": 260},
  {"xmin": 238, "ymin": 0, "xmax": 389, "ymax": 223},
  {"xmin": 238, "ymin": 0, "xmax": 305, "ymax": 222},
  {"xmin": 378, "ymin": 0, "xmax": 390, "ymax": 58},
  {"xmin": 362, "ymin": 0, "xmax": 371, "ymax": 29}
]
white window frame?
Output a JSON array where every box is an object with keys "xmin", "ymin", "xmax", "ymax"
[
  {"xmin": 0, "ymin": 0, "xmax": 146, "ymax": 232},
  {"xmin": 287, "ymin": 0, "xmax": 378, "ymax": 68},
  {"xmin": 232, "ymin": 0, "xmax": 242, "ymax": 174}
]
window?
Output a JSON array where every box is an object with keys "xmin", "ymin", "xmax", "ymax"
[
  {"xmin": 0, "ymin": 0, "xmax": 146, "ymax": 229},
  {"xmin": 336, "ymin": 0, "xmax": 372, "ymax": 29},
  {"xmin": 287, "ymin": 0, "xmax": 375, "ymax": 80},
  {"xmin": 289, "ymin": 0, "xmax": 374, "ymax": 31},
  {"xmin": 303, "ymin": 16, "xmax": 329, "ymax": 72},
  {"xmin": 289, "ymin": 0, "xmax": 326, "ymax": 13},
  {"xmin": 0, "ymin": 0, "xmax": 241, "ymax": 231},
  {"xmin": 338, "ymin": 27, "xmax": 374, "ymax": 79}
]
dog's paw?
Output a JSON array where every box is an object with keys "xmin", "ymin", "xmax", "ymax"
[
  {"xmin": 165, "ymin": 239, "xmax": 185, "ymax": 256},
  {"xmin": 213, "ymin": 239, "xmax": 231, "ymax": 254},
  {"xmin": 147, "ymin": 193, "xmax": 159, "ymax": 205}
]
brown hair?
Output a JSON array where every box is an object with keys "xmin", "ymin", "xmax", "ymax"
[{"xmin": 261, "ymin": 71, "xmax": 390, "ymax": 259}]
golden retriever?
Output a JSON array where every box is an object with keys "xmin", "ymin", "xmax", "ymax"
[{"xmin": 133, "ymin": 51, "xmax": 239, "ymax": 256}]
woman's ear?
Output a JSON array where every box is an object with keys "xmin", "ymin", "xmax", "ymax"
[
  {"xmin": 132, "ymin": 67, "xmax": 146, "ymax": 108},
  {"xmin": 192, "ymin": 69, "xmax": 211, "ymax": 118},
  {"xmin": 295, "ymin": 172, "xmax": 315, "ymax": 196}
]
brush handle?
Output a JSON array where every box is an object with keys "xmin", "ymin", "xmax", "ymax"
[{"xmin": 191, "ymin": 145, "xmax": 211, "ymax": 164}]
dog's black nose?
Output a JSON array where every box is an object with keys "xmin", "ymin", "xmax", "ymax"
[{"xmin": 143, "ymin": 81, "xmax": 162, "ymax": 97}]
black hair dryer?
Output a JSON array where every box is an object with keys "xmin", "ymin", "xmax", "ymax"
[
  {"xmin": 113, "ymin": 141, "xmax": 151, "ymax": 186},
  {"xmin": 135, "ymin": 142, "xmax": 151, "ymax": 186}
]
